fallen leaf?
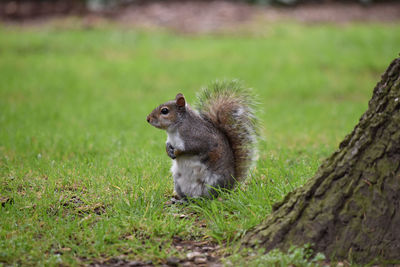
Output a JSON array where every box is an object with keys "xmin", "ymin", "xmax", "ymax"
[{"xmin": 1, "ymin": 196, "xmax": 14, "ymax": 207}]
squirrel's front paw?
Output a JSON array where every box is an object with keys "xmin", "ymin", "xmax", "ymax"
[{"xmin": 166, "ymin": 143, "xmax": 176, "ymax": 159}]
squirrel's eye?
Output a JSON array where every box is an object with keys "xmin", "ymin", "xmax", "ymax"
[{"xmin": 161, "ymin": 108, "xmax": 169, "ymax": 115}]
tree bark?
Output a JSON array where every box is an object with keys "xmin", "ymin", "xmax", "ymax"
[{"xmin": 242, "ymin": 58, "xmax": 400, "ymax": 264}]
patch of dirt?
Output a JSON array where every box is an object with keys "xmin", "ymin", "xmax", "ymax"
[
  {"xmin": 260, "ymin": 2, "xmax": 400, "ymax": 24},
  {"xmin": 118, "ymin": 1, "xmax": 255, "ymax": 33},
  {"xmin": 117, "ymin": 1, "xmax": 400, "ymax": 33},
  {"xmin": 170, "ymin": 236, "xmax": 223, "ymax": 266},
  {"xmin": 60, "ymin": 196, "xmax": 106, "ymax": 215},
  {"xmin": 1, "ymin": 1, "xmax": 400, "ymax": 33},
  {"xmin": 90, "ymin": 258, "xmax": 154, "ymax": 267},
  {"xmin": 89, "ymin": 237, "xmax": 222, "ymax": 266}
]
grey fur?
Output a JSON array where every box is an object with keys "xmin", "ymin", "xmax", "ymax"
[
  {"xmin": 147, "ymin": 80, "xmax": 258, "ymax": 198},
  {"xmin": 167, "ymin": 105, "xmax": 235, "ymax": 198}
]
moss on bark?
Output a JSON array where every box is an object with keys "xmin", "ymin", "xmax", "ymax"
[{"xmin": 242, "ymin": 58, "xmax": 400, "ymax": 264}]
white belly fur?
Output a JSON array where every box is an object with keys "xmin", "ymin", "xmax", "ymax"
[
  {"xmin": 166, "ymin": 130, "xmax": 185, "ymax": 151},
  {"xmin": 167, "ymin": 130, "xmax": 219, "ymax": 197},
  {"xmin": 171, "ymin": 155, "xmax": 219, "ymax": 198}
]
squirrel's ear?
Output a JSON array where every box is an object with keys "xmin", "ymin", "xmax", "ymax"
[{"xmin": 175, "ymin": 93, "xmax": 186, "ymax": 108}]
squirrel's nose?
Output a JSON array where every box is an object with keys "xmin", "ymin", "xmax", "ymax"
[{"xmin": 146, "ymin": 116, "xmax": 151, "ymax": 123}]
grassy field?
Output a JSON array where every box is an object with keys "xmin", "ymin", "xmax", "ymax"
[{"xmin": 1, "ymin": 21, "xmax": 399, "ymax": 266}]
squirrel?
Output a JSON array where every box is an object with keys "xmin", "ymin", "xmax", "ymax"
[{"xmin": 146, "ymin": 80, "xmax": 258, "ymax": 199}]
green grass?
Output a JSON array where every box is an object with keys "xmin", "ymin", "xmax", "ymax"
[{"xmin": 0, "ymin": 20, "xmax": 399, "ymax": 265}]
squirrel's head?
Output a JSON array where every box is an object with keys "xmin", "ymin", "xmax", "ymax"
[{"xmin": 147, "ymin": 93, "xmax": 186, "ymax": 130}]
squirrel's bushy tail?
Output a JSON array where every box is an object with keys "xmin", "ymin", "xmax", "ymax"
[{"xmin": 196, "ymin": 80, "xmax": 259, "ymax": 181}]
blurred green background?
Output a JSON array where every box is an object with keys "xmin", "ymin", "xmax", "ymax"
[{"xmin": 1, "ymin": 2, "xmax": 400, "ymax": 265}]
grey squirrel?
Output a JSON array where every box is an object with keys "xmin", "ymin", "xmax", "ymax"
[{"xmin": 146, "ymin": 80, "xmax": 258, "ymax": 198}]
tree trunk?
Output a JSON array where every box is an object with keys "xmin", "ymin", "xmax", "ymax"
[{"xmin": 242, "ymin": 58, "xmax": 400, "ymax": 264}]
